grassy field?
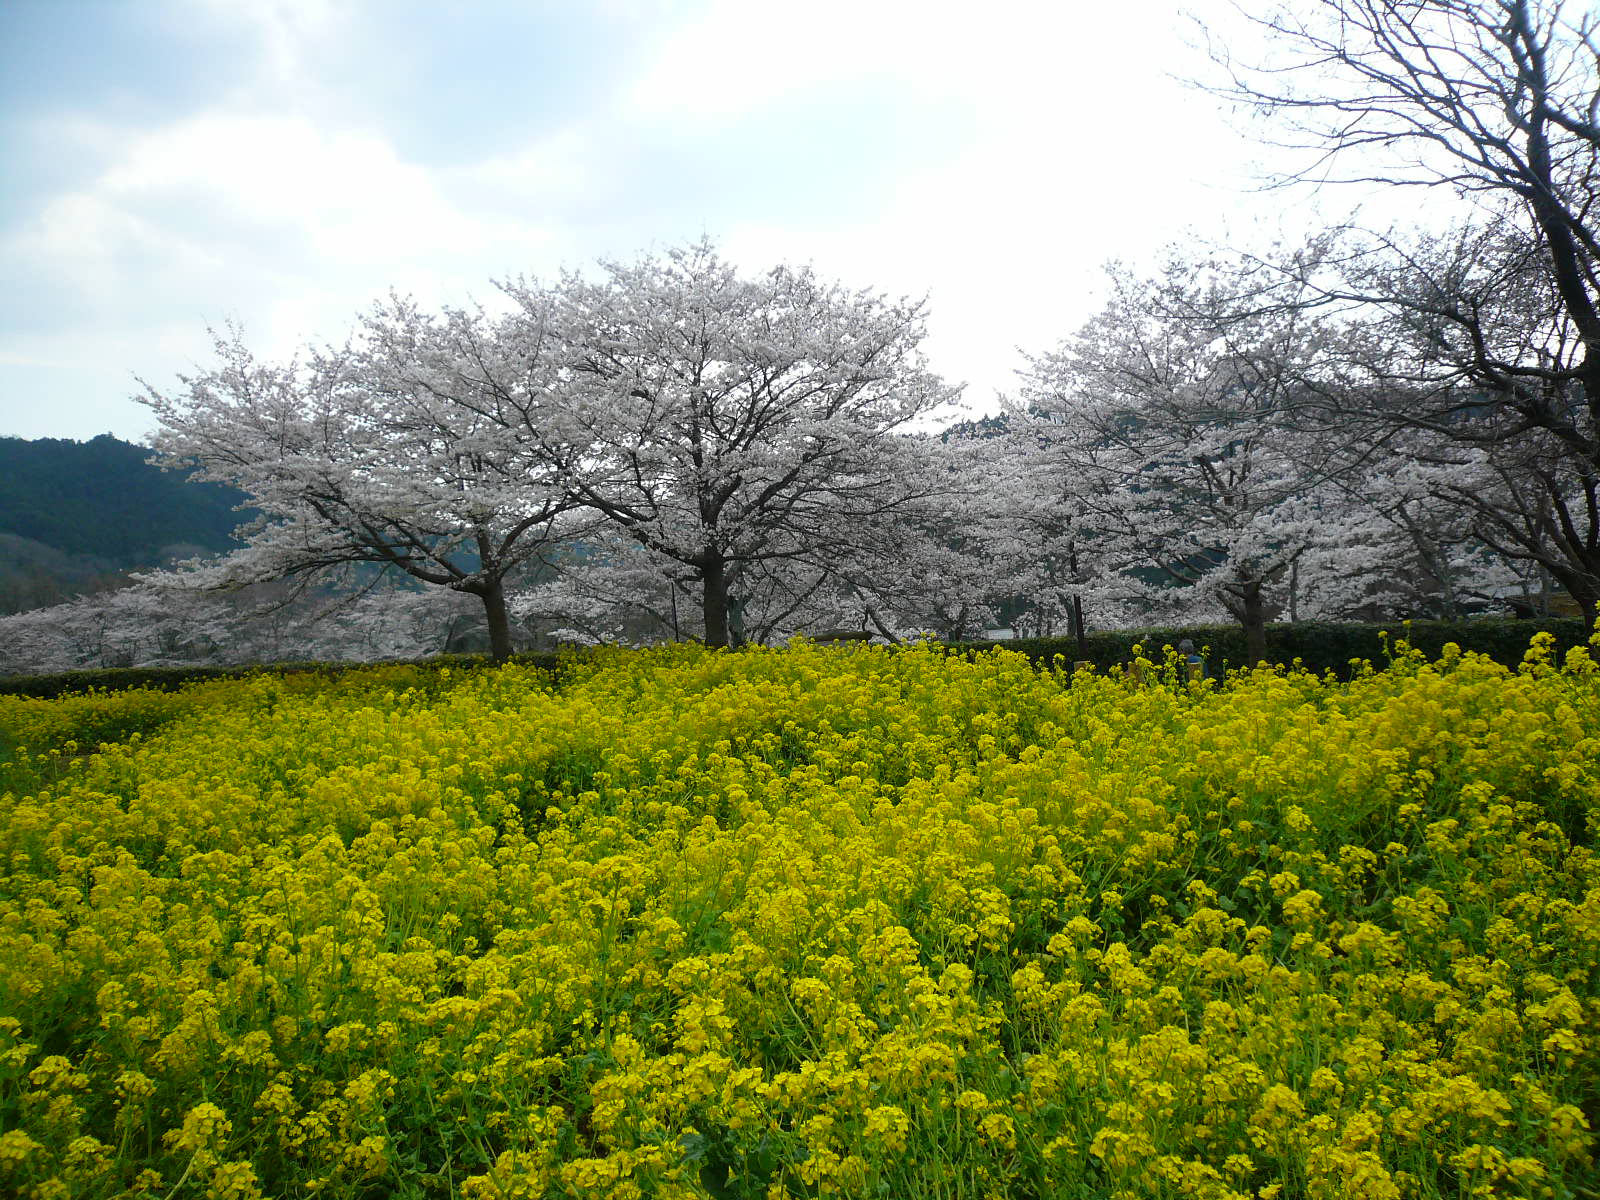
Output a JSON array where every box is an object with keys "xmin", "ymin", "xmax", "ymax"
[{"xmin": 1, "ymin": 637, "xmax": 1597, "ymax": 1199}]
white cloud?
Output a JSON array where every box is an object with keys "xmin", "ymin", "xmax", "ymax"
[
  {"xmin": 442, "ymin": 129, "xmax": 597, "ymax": 221},
  {"xmin": 625, "ymin": 0, "xmax": 973, "ymax": 122},
  {"xmin": 0, "ymin": 348, "xmax": 84, "ymax": 370},
  {"xmin": 0, "ymin": 106, "xmax": 570, "ymax": 434},
  {"xmin": 93, "ymin": 114, "xmax": 503, "ymax": 265},
  {"xmin": 180, "ymin": 0, "xmax": 350, "ymax": 102},
  {"xmin": 1, "ymin": 0, "xmax": 1465, "ymax": 442},
  {"xmin": 710, "ymin": 2, "xmax": 1278, "ymax": 409},
  {"xmin": 1, "ymin": 2, "xmax": 1269, "ymax": 435}
]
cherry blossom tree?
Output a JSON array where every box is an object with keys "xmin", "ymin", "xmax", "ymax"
[
  {"xmin": 504, "ymin": 240, "xmax": 961, "ymax": 648},
  {"xmin": 511, "ymin": 481, "xmax": 1002, "ymax": 647},
  {"xmin": 855, "ymin": 432, "xmax": 1032, "ymax": 642},
  {"xmin": 1289, "ymin": 220, "xmax": 1600, "ymax": 625},
  {"xmin": 1201, "ymin": 0, "xmax": 1600, "ymax": 626},
  {"xmin": 1014, "ymin": 256, "xmax": 1385, "ymax": 663},
  {"xmin": 140, "ymin": 303, "xmax": 586, "ymax": 662},
  {"xmin": 510, "ymin": 533, "xmax": 704, "ymax": 646},
  {"xmin": 813, "ymin": 503, "xmax": 1006, "ymax": 643},
  {"xmin": 984, "ymin": 412, "xmax": 1113, "ymax": 648},
  {"xmin": 0, "ymin": 587, "xmax": 181, "ymax": 674},
  {"xmin": 1298, "ymin": 439, "xmax": 1536, "ymax": 620},
  {"xmin": 0, "ymin": 577, "xmax": 489, "ymax": 675}
]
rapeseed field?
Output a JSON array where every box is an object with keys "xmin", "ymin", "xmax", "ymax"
[{"xmin": 1, "ymin": 636, "xmax": 1597, "ymax": 1199}]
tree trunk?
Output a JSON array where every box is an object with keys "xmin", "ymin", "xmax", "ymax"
[
  {"xmin": 1071, "ymin": 594, "xmax": 1089, "ymax": 663},
  {"xmin": 701, "ymin": 553, "xmax": 730, "ymax": 648},
  {"xmin": 478, "ymin": 577, "xmax": 514, "ymax": 663},
  {"xmin": 1551, "ymin": 562, "xmax": 1600, "ymax": 633},
  {"xmin": 1241, "ymin": 582, "xmax": 1268, "ymax": 666},
  {"xmin": 1066, "ymin": 547, "xmax": 1089, "ymax": 662},
  {"xmin": 1576, "ymin": 582, "xmax": 1599, "ymax": 633}
]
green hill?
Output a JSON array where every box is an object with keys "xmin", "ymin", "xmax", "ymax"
[{"xmin": 0, "ymin": 435, "xmax": 250, "ymax": 612}]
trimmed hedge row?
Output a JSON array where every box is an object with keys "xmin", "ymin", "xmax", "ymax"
[
  {"xmin": 954, "ymin": 616, "xmax": 1593, "ymax": 679},
  {"xmin": 0, "ymin": 651, "xmax": 564, "ymax": 700},
  {"xmin": 0, "ymin": 663, "xmax": 238, "ymax": 699},
  {"xmin": 2, "ymin": 618, "xmax": 1590, "ymax": 699}
]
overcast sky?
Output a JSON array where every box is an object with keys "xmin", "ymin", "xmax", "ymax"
[{"xmin": 1, "ymin": 0, "xmax": 1336, "ymax": 443}]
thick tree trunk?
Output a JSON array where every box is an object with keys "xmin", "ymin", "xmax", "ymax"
[
  {"xmin": 1552, "ymin": 562, "xmax": 1600, "ymax": 633},
  {"xmin": 701, "ymin": 553, "xmax": 730, "ymax": 648},
  {"xmin": 478, "ymin": 578, "xmax": 514, "ymax": 663},
  {"xmin": 1070, "ymin": 594, "xmax": 1089, "ymax": 663},
  {"xmin": 1577, "ymin": 583, "xmax": 1599, "ymax": 634},
  {"xmin": 1240, "ymin": 582, "xmax": 1268, "ymax": 666}
]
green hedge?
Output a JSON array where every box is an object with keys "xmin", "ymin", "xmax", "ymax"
[
  {"xmin": 954, "ymin": 617, "xmax": 1592, "ymax": 679},
  {"xmin": 0, "ymin": 651, "xmax": 564, "ymax": 700},
  {"xmin": 5, "ymin": 619, "xmax": 1590, "ymax": 699},
  {"xmin": 0, "ymin": 663, "xmax": 246, "ymax": 699}
]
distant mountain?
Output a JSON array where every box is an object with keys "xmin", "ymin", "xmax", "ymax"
[
  {"xmin": 0, "ymin": 435, "xmax": 250, "ymax": 613},
  {"xmin": 942, "ymin": 413, "xmax": 1011, "ymax": 441}
]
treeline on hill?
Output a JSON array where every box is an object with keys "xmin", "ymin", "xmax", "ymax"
[
  {"xmin": 1, "ymin": 617, "xmax": 1587, "ymax": 700},
  {"xmin": 0, "ymin": 435, "xmax": 249, "ymax": 613}
]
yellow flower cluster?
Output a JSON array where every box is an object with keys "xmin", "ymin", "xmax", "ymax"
[{"xmin": 1, "ymin": 636, "xmax": 1596, "ymax": 1198}]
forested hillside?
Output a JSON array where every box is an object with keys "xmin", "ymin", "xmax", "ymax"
[{"xmin": 0, "ymin": 435, "xmax": 247, "ymax": 613}]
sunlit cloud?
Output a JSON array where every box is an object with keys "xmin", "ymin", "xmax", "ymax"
[{"xmin": 0, "ymin": 0, "xmax": 1330, "ymax": 441}]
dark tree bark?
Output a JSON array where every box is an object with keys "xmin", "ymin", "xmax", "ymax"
[
  {"xmin": 467, "ymin": 576, "xmax": 515, "ymax": 663},
  {"xmin": 700, "ymin": 552, "xmax": 730, "ymax": 649},
  {"xmin": 1239, "ymin": 580, "xmax": 1268, "ymax": 668}
]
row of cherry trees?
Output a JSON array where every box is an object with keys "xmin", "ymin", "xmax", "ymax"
[
  {"xmin": 1005, "ymin": 0, "xmax": 1600, "ymax": 659},
  {"xmin": 3, "ymin": 0, "xmax": 1595, "ymax": 674},
  {"xmin": 0, "ymin": 230, "xmax": 1570, "ymax": 676},
  {"xmin": 1000, "ymin": 233, "xmax": 1581, "ymax": 664},
  {"xmin": 130, "ymin": 242, "xmax": 958, "ymax": 663}
]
